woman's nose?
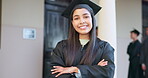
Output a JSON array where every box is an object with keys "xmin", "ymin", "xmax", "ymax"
[{"xmin": 80, "ymin": 18, "xmax": 85, "ymax": 24}]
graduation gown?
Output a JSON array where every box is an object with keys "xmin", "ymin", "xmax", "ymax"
[
  {"xmin": 127, "ymin": 40, "xmax": 144, "ymax": 78},
  {"xmin": 141, "ymin": 37, "xmax": 148, "ymax": 77},
  {"xmin": 50, "ymin": 38, "xmax": 115, "ymax": 78}
]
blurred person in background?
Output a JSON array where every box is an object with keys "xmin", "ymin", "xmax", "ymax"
[
  {"xmin": 141, "ymin": 27, "xmax": 148, "ymax": 78},
  {"xmin": 127, "ymin": 29, "xmax": 144, "ymax": 78}
]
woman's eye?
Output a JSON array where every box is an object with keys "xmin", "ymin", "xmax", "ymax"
[
  {"xmin": 84, "ymin": 16, "xmax": 89, "ymax": 19},
  {"xmin": 74, "ymin": 18, "xmax": 79, "ymax": 20}
]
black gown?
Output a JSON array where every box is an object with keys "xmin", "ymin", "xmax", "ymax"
[
  {"xmin": 50, "ymin": 38, "xmax": 115, "ymax": 78},
  {"xmin": 127, "ymin": 40, "xmax": 144, "ymax": 78},
  {"xmin": 141, "ymin": 37, "xmax": 148, "ymax": 78}
]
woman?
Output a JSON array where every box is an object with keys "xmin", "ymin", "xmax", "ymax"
[{"xmin": 50, "ymin": 0, "xmax": 115, "ymax": 78}]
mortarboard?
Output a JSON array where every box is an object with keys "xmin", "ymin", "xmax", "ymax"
[
  {"xmin": 131, "ymin": 29, "xmax": 140, "ymax": 36},
  {"xmin": 62, "ymin": 0, "xmax": 102, "ymax": 18}
]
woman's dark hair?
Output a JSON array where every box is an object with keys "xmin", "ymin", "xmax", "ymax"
[{"xmin": 65, "ymin": 4, "xmax": 97, "ymax": 66}]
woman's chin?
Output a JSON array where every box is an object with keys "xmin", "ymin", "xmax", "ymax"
[{"xmin": 78, "ymin": 32, "xmax": 90, "ymax": 35}]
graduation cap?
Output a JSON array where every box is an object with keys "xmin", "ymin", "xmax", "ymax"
[
  {"xmin": 62, "ymin": 0, "xmax": 102, "ymax": 18},
  {"xmin": 131, "ymin": 29, "xmax": 140, "ymax": 36}
]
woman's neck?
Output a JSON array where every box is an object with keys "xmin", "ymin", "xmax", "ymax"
[{"xmin": 79, "ymin": 34, "xmax": 90, "ymax": 40}]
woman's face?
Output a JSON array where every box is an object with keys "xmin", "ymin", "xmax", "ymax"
[{"xmin": 72, "ymin": 8, "xmax": 92, "ymax": 35}]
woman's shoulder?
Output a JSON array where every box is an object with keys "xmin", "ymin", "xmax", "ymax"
[
  {"xmin": 96, "ymin": 38, "xmax": 114, "ymax": 50},
  {"xmin": 56, "ymin": 39, "xmax": 68, "ymax": 47},
  {"xmin": 96, "ymin": 38, "xmax": 109, "ymax": 46}
]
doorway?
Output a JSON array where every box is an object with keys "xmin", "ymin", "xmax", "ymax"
[{"xmin": 43, "ymin": 0, "xmax": 72, "ymax": 78}]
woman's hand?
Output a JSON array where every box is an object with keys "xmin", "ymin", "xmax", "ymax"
[
  {"xmin": 98, "ymin": 59, "xmax": 108, "ymax": 66},
  {"xmin": 51, "ymin": 66, "xmax": 79, "ymax": 77}
]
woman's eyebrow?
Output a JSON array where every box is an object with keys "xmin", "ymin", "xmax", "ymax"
[
  {"xmin": 73, "ymin": 15, "xmax": 79, "ymax": 18},
  {"xmin": 83, "ymin": 13, "xmax": 89, "ymax": 15}
]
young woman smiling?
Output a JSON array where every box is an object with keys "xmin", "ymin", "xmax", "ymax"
[{"xmin": 50, "ymin": 0, "xmax": 115, "ymax": 78}]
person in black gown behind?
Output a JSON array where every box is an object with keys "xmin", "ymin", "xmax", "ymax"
[
  {"xmin": 50, "ymin": 0, "xmax": 115, "ymax": 78},
  {"xmin": 127, "ymin": 29, "xmax": 144, "ymax": 78},
  {"xmin": 141, "ymin": 27, "xmax": 148, "ymax": 78}
]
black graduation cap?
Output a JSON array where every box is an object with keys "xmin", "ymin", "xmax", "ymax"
[
  {"xmin": 131, "ymin": 29, "xmax": 140, "ymax": 36},
  {"xmin": 62, "ymin": 0, "xmax": 102, "ymax": 18}
]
